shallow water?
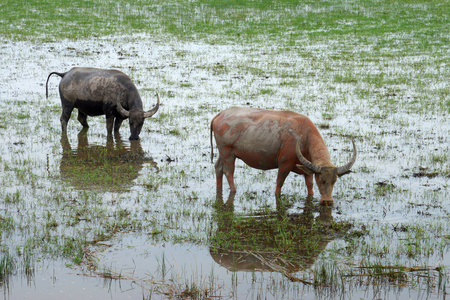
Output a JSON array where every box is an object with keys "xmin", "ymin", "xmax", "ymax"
[
  {"xmin": 0, "ymin": 34, "xmax": 449, "ymax": 299},
  {"xmin": 6, "ymin": 239, "xmax": 447, "ymax": 300}
]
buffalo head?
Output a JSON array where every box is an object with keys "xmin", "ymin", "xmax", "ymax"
[
  {"xmin": 296, "ymin": 137, "xmax": 357, "ymax": 205},
  {"xmin": 116, "ymin": 93, "xmax": 160, "ymax": 140}
]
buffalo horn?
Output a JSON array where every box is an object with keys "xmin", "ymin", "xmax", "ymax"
[
  {"xmin": 144, "ymin": 93, "xmax": 160, "ymax": 118},
  {"xmin": 116, "ymin": 92, "xmax": 130, "ymax": 118},
  {"xmin": 337, "ymin": 139, "xmax": 357, "ymax": 175},
  {"xmin": 295, "ymin": 137, "xmax": 322, "ymax": 173}
]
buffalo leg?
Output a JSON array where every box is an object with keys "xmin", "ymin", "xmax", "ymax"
[
  {"xmin": 214, "ymin": 157, "xmax": 224, "ymax": 190},
  {"xmin": 223, "ymin": 157, "xmax": 236, "ymax": 192},
  {"xmin": 216, "ymin": 152, "xmax": 237, "ymax": 192},
  {"xmin": 275, "ymin": 169, "xmax": 291, "ymax": 213},
  {"xmin": 304, "ymin": 174, "xmax": 314, "ymax": 197},
  {"xmin": 105, "ymin": 115, "xmax": 114, "ymax": 135},
  {"xmin": 215, "ymin": 157, "xmax": 225, "ymax": 204},
  {"xmin": 77, "ymin": 111, "xmax": 89, "ymax": 128},
  {"xmin": 60, "ymin": 103, "xmax": 73, "ymax": 132},
  {"xmin": 275, "ymin": 168, "xmax": 290, "ymax": 200},
  {"xmin": 114, "ymin": 117, "xmax": 124, "ymax": 132}
]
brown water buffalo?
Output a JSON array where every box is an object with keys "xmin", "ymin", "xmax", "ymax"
[
  {"xmin": 46, "ymin": 67, "xmax": 160, "ymax": 140},
  {"xmin": 210, "ymin": 106, "xmax": 357, "ymax": 205}
]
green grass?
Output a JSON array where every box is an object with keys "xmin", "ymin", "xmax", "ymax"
[{"xmin": 1, "ymin": 0, "xmax": 449, "ymax": 46}]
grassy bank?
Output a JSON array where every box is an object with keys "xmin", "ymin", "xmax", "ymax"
[{"xmin": 1, "ymin": 0, "xmax": 448, "ymax": 46}]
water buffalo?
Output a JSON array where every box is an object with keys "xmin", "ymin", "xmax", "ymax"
[
  {"xmin": 210, "ymin": 107, "xmax": 357, "ymax": 205},
  {"xmin": 46, "ymin": 67, "xmax": 160, "ymax": 140}
]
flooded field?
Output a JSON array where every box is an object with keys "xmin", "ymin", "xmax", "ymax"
[{"xmin": 0, "ymin": 2, "xmax": 449, "ymax": 298}]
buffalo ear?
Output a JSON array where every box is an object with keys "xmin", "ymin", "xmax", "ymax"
[
  {"xmin": 296, "ymin": 164, "xmax": 315, "ymax": 175},
  {"xmin": 338, "ymin": 169, "xmax": 353, "ymax": 177}
]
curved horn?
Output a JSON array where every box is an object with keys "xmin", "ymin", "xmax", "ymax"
[
  {"xmin": 144, "ymin": 93, "xmax": 160, "ymax": 118},
  {"xmin": 295, "ymin": 137, "xmax": 322, "ymax": 173},
  {"xmin": 116, "ymin": 91, "xmax": 130, "ymax": 118},
  {"xmin": 337, "ymin": 139, "xmax": 357, "ymax": 175}
]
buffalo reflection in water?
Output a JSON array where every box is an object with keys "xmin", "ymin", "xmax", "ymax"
[
  {"xmin": 60, "ymin": 129, "xmax": 155, "ymax": 192},
  {"xmin": 210, "ymin": 192, "xmax": 339, "ymax": 273}
]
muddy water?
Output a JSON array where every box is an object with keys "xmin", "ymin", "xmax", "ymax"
[{"xmin": 0, "ymin": 34, "xmax": 449, "ymax": 299}]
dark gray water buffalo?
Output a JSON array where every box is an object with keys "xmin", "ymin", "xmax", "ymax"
[
  {"xmin": 46, "ymin": 67, "xmax": 160, "ymax": 140},
  {"xmin": 210, "ymin": 107, "xmax": 357, "ymax": 205}
]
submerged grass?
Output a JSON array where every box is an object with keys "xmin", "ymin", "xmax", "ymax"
[
  {"xmin": 210, "ymin": 205, "xmax": 339, "ymax": 260},
  {"xmin": 0, "ymin": 253, "xmax": 14, "ymax": 287}
]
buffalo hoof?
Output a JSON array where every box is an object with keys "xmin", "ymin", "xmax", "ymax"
[{"xmin": 319, "ymin": 199, "xmax": 334, "ymax": 206}]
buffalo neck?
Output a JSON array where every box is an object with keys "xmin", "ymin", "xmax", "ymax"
[{"xmin": 126, "ymin": 91, "xmax": 143, "ymax": 111}]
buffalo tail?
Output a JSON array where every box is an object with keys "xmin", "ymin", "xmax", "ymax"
[
  {"xmin": 210, "ymin": 116, "xmax": 217, "ymax": 164},
  {"xmin": 45, "ymin": 71, "xmax": 66, "ymax": 99},
  {"xmin": 210, "ymin": 123, "xmax": 214, "ymax": 163}
]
